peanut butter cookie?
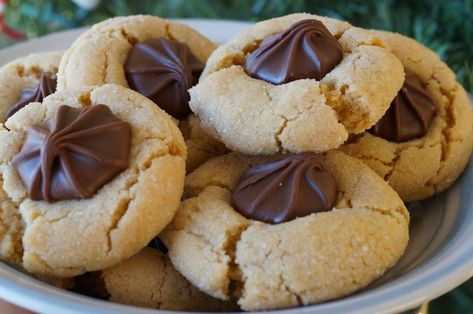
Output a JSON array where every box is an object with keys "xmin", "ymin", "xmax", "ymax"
[
  {"xmin": 189, "ymin": 13, "xmax": 405, "ymax": 155},
  {"xmin": 340, "ymin": 31, "xmax": 473, "ymax": 201},
  {"xmin": 100, "ymin": 247, "xmax": 237, "ymax": 311},
  {"xmin": 0, "ymin": 84, "xmax": 186, "ymax": 277},
  {"xmin": 161, "ymin": 151, "xmax": 409, "ymax": 311}
]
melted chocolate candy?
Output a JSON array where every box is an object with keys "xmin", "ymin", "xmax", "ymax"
[
  {"xmin": 244, "ymin": 19, "xmax": 343, "ymax": 85},
  {"xmin": 232, "ymin": 152, "xmax": 337, "ymax": 224},
  {"xmin": 369, "ymin": 73, "xmax": 436, "ymax": 142},
  {"xmin": 13, "ymin": 105, "xmax": 131, "ymax": 202},
  {"xmin": 6, "ymin": 73, "xmax": 56, "ymax": 120},
  {"xmin": 125, "ymin": 38, "xmax": 204, "ymax": 120}
]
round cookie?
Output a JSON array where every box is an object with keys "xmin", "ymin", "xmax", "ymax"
[
  {"xmin": 0, "ymin": 84, "xmax": 186, "ymax": 277},
  {"xmin": 99, "ymin": 247, "xmax": 237, "ymax": 311},
  {"xmin": 0, "ymin": 51, "xmax": 62, "ymax": 123},
  {"xmin": 161, "ymin": 151, "xmax": 409, "ymax": 311},
  {"xmin": 57, "ymin": 15, "xmax": 226, "ymax": 172},
  {"xmin": 340, "ymin": 31, "xmax": 473, "ymax": 201},
  {"xmin": 189, "ymin": 13, "xmax": 405, "ymax": 155}
]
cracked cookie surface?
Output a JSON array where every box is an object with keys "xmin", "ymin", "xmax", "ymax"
[
  {"xmin": 101, "ymin": 247, "xmax": 238, "ymax": 311},
  {"xmin": 0, "ymin": 51, "xmax": 62, "ymax": 123},
  {"xmin": 340, "ymin": 31, "xmax": 473, "ymax": 201},
  {"xmin": 0, "ymin": 84, "xmax": 186, "ymax": 277},
  {"xmin": 189, "ymin": 13, "xmax": 405, "ymax": 155},
  {"xmin": 161, "ymin": 150, "xmax": 409, "ymax": 311},
  {"xmin": 57, "ymin": 15, "xmax": 225, "ymax": 172}
]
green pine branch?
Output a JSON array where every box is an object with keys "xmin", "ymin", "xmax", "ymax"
[{"xmin": 3, "ymin": 0, "xmax": 473, "ymax": 92}]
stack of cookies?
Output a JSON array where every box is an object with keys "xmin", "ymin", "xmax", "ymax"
[{"xmin": 0, "ymin": 13, "xmax": 471, "ymax": 312}]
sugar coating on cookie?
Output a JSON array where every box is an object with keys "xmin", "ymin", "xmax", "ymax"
[
  {"xmin": 161, "ymin": 151, "xmax": 409, "ymax": 311},
  {"xmin": 101, "ymin": 247, "xmax": 238, "ymax": 311},
  {"xmin": 189, "ymin": 13, "xmax": 405, "ymax": 155},
  {"xmin": 57, "ymin": 15, "xmax": 225, "ymax": 172},
  {"xmin": 0, "ymin": 84, "xmax": 186, "ymax": 277},
  {"xmin": 0, "ymin": 51, "xmax": 62, "ymax": 123},
  {"xmin": 179, "ymin": 114, "xmax": 228, "ymax": 173},
  {"xmin": 340, "ymin": 31, "xmax": 473, "ymax": 201},
  {"xmin": 57, "ymin": 15, "xmax": 215, "ymax": 91}
]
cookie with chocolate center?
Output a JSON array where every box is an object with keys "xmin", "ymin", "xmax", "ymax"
[
  {"xmin": 0, "ymin": 84, "xmax": 186, "ymax": 277},
  {"xmin": 189, "ymin": 13, "xmax": 405, "ymax": 155},
  {"xmin": 161, "ymin": 151, "xmax": 409, "ymax": 311},
  {"xmin": 340, "ymin": 31, "xmax": 473, "ymax": 201}
]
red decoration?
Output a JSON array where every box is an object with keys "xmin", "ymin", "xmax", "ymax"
[{"xmin": 0, "ymin": 0, "xmax": 24, "ymax": 40}]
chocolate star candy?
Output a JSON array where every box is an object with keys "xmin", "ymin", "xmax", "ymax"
[
  {"xmin": 6, "ymin": 73, "xmax": 56, "ymax": 120},
  {"xmin": 369, "ymin": 73, "xmax": 436, "ymax": 142},
  {"xmin": 12, "ymin": 105, "xmax": 131, "ymax": 202},
  {"xmin": 232, "ymin": 152, "xmax": 337, "ymax": 224},
  {"xmin": 244, "ymin": 19, "xmax": 343, "ymax": 85},
  {"xmin": 125, "ymin": 38, "xmax": 204, "ymax": 120}
]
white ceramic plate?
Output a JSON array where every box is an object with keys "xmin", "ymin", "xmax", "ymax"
[{"xmin": 0, "ymin": 19, "xmax": 472, "ymax": 314}]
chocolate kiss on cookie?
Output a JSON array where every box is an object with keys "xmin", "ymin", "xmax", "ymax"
[
  {"xmin": 232, "ymin": 152, "xmax": 337, "ymax": 224},
  {"xmin": 369, "ymin": 73, "xmax": 436, "ymax": 142},
  {"xmin": 125, "ymin": 38, "xmax": 204, "ymax": 120},
  {"xmin": 244, "ymin": 19, "xmax": 343, "ymax": 85},
  {"xmin": 12, "ymin": 105, "xmax": 131, "ymax": 202},
  {"xmin": 6, "ymin": 73, "xmax": 56, "ymax": 120}
]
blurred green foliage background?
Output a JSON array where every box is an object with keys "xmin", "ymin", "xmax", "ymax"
[
  {"xmin": 1, "ymin": 0, "xmax": 473, "ymax": 312},
  {"xmin": 2, "ymin": 0, "xmax": 473, "ymax": 92}
]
